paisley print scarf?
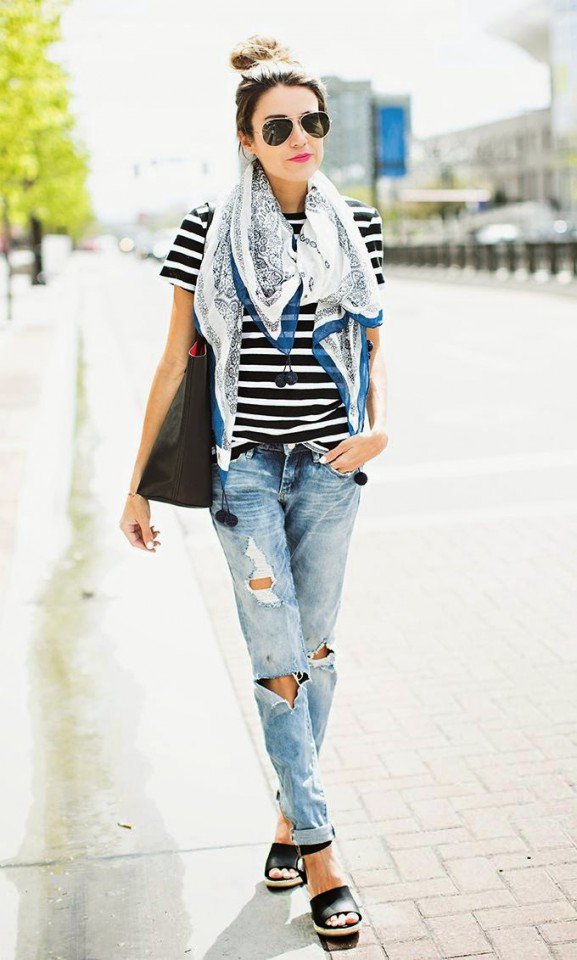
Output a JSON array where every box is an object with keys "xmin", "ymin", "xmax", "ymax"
[{"xmin": 193, "ymin": 155, "xmax": 383, "ymax": 518}]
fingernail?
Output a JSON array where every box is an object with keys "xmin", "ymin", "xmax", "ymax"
[
  {"xmin": 319, "ymin": 456, "xmax": 326, "ymax": 463},
  {"xmin": 146, "ymin": 541, "xmax": 154, "ymax": 549}
]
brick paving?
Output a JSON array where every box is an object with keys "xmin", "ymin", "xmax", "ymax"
[
  {"xmin": 189, "ymin": 505, "xmax": 577, "ymax": 958},
  {"xmin": 183, "ymin": 271, "xmax": 577, "ymax": 958}
]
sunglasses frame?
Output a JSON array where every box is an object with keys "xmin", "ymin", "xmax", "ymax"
[{"xmin": 260, "ymin": 110, "xmax": 331, "ymax": 147}]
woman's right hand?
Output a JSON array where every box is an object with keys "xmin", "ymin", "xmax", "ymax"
[{"xmin": 119, "ymin": 493, "xmax": 161, "ymax": 552}]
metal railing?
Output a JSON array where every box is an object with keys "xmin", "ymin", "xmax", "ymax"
[{"xmin": 385, "ymin": 241, "xmax": 577, "ymax": 279}]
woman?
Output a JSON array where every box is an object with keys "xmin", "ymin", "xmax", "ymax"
[{"xmin": 119, "ymin": 35, "xmax": 388, "ymax": 939}]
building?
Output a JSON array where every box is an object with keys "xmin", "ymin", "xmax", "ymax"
[
  {"xmin": 487, "ymin": 0, "xmax": 576, "ymax": 211},
  {"xmin": 409, "ymin": 107, "xmax": 558, "ymax": 208},
  {"xmin": 320, "ymin": 77, "xmax": 412, "ymax": 208},
  {"xmin": 320, "ymin": 76, "xmax": 375, "ymax": 203},
  {"xmin": 405, "ymin": 1, "xmax": 577, "ymax": 216}
]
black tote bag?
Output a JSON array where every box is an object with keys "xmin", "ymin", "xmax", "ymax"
[{"xmin": 136, "ymin": 204, "xmax": 215, "ymax": 507}]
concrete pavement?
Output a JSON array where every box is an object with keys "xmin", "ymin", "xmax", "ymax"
[
  {"xmin": 0, "ymin": 252, "xmax": 326, "ymax": 958},
  {"xmin": 1, "ymin": 248, "xmax": 576, "ymax": 958}
]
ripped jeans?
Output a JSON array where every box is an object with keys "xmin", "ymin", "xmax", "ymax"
[{"xmin": 209, "ymin": 440, "xmax": 362, "ymax": 845}]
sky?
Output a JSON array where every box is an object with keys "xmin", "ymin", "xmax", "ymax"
[{"xmin": 54, "ymin": 0, "xmax": 551, "ymax": 223}]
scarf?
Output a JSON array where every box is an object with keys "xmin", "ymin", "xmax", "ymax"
[{"xmin": 193, "ymin": 156, "xmax": 383, "ymax": 521}]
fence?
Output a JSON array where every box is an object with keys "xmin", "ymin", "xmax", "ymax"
[{"xmin": 385, "ymin": 241, "xmax": 577, "ymax": 278}]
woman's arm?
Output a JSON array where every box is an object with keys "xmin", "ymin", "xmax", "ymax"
[
  {"xmin": 119, "ymin": 285, "xmax": 198, "ymax": 551},
  {"xmin": 128, "ymin": 285, "xmax": 198, "ymax": 491},
  {"xmin": 365, "ymin": 326, "xmax": 388, "ymax": 441},
  {"xmin": 320, "ymin": 325, "xmax": 388, "ymax": 471}
]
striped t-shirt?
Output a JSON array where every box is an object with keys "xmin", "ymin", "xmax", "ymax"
[{"xmin": 159, "ymin": 197, "xmax": 386, "ymax": 464}]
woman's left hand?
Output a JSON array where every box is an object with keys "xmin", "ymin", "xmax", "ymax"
[{"xmin": 320, "ymin": 428, "xmax": 389, "ymax": 473}]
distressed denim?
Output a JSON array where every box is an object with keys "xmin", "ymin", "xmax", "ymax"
[{"xmin": 209, "ymin": 440, "xmax": 362, "ymax": 845}]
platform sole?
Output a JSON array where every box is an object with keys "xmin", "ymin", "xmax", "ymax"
[
  {"xmin": 265, "ymin": 872, "xmax": 305, "ymax": 889},
  {"xmin": 313, "ymin": 917, "xmax": 363, "ymax": 937}
]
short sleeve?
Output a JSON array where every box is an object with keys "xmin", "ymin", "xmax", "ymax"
[
  {"xmin": 158, "ymin": 202, "xmax": 211, "ymax": 292},
  {"xmin": 363, "ymin": 207, "xmax": 386, "ymax": 288}
]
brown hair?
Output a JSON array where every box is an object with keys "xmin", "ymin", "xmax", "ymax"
[{"xmin": 229, "ymin": 35, "xmax": 328, "ymax": 155}]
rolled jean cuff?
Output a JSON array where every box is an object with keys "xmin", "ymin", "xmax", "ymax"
[{"xmin": 291, "ymin": 822, "xmax": 336, "ymax": 846}]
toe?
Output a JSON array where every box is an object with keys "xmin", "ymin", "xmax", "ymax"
[
  {"xmin": 326, "ymin": 911, "xmax": 359, "ymax": 927},
  {"xmin": 268, "ymin": 866, "xmax": 299, "ymax": 880},
  {"xmin": 327, "ymin": 913, "xmax": 346, "ymax": 926}
]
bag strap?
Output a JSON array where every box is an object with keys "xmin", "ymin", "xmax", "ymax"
[
  {"xmin": 205, "ymin": 201, "xmax": 215, "ymax": 234},
  {"xmin": 193, "ymin": 202, "xmax": 215, "ymax": 351}
]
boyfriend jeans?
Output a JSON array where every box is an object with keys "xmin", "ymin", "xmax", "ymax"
[{"xmin": 209, "ymin": 440, "xmax": 362, "ymax": 846}]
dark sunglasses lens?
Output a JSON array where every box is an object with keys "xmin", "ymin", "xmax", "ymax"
[
  {"xmin": 302, "ymin": 111, "xmax": 330, "ymax": 138},
  {"xmin": 262, "ymin": 118, "xmax": 293, "ymax": 146}
]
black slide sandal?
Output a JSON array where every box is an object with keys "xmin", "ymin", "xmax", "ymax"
[
  {"xmin": 296, "ymin": 838, "xmax": 363, "ymax": 937},
  {"xmin": 308, "ymin": 884, "xmax": 363, "ymax": 937},
  {"xmin": 264, "ymin": 841, "xmax": 305, "ymax": 888},
  {"xmin": 264, "ymin": 788, "xmax": 305, "ymax": 888}
]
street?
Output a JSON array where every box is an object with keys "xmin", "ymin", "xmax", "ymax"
[{"xmin": 1, "ymin": 249, "xmax": 576, "ymax": 959}]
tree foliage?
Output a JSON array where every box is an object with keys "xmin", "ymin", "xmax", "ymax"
[{"xmin": 0, "ymin": 0, "xmax": 93, "ymax": 239}]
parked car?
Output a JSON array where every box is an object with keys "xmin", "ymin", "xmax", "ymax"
[{"xmin": 472, "ymin": 223, "xmax": 520, "ymax": 244}]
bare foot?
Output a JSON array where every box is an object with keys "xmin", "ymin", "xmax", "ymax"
[
  {"xmin": 302, "ymin": 845, "xmax": 360, "ymax": 929},
  {"xmin": 267, "ymin": 808, "xmax": 301, "ymax": 882}
]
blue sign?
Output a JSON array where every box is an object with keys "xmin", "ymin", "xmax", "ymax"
[{"xmin": 376, "ymin": 105, "xmax": 407, "ymax": 177}]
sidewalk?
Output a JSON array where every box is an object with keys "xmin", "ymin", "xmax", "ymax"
[
  {"xmin": 0, "ymin": 253, "xmax": 325, "ymax": 958},
  {"xmin": 2, "ymin": 251, "xmax": 576, "ymax": 959},
  {"xmin": 94, "ymin": 252, "xmax": 577, "ymax": 959},
  {"xmin": 181, "ymin": 266, "xmax": 577, "ymax": 960},
  {"xmin": 0, "ymin": 260, "xmax": 82, "ymax": 956},
  {"xmin": 0, "ymin": 262, "xmax": 80, "ymax": 614}
]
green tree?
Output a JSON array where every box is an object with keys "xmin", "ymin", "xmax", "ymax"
[{"xmin": 0, "ymin": 0, "xmax": 93, "ymax": 318}]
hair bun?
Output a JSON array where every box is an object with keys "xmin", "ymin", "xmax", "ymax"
[{"xmin": 229, "ymin": 35, "xmax": 295, "ymax": 72}]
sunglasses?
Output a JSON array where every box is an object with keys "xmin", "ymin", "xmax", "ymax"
[{"xmin": 261, "ymin": 111, "xmax": 331, "ymax": 147}]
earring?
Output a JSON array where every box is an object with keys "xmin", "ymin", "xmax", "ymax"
[{"xmin": 241, "ymin": 144, "xmax": 255, "ymax": 162}]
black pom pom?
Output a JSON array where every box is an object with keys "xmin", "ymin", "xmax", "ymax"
[
  {"xmin": 285, "ymin": 370, "xmax": 298, "ymax": 385},
  {"xmin": 215, "ymin": 508, "xmax": 239, "ymax": 526},
  {"xmin": 275, "ymin": 372, "xmax": 287, "ymax": 387},
  {"xmin": 354, "ymin": 470, "xmax": 368, "ymax": 485}
]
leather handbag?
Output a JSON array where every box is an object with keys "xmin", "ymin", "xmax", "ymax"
[{"xmin": 136, "ymin": 204, "xmax": 215, "ymax": 507}]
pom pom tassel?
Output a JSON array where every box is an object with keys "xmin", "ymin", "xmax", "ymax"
[{"xmin": 214, "ymin": 482, "xmax": 238, "ymax": 526}]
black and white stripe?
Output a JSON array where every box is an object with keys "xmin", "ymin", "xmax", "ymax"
[{"xmin": 159, "ymin": 198, "xmax": 385, "ymax": 463}]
